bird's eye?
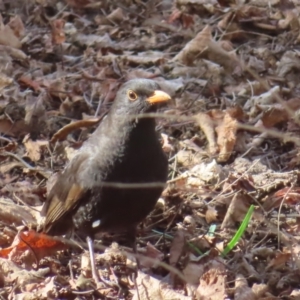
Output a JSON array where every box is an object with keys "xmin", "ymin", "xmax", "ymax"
[{"xmin": 127, "ymin": 90, "xmax": 138, "ymax": 101}]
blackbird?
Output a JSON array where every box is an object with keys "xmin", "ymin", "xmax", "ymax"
[{"xmin": 41, "ymin": 79, "xmax": 170, "ymax": 281}]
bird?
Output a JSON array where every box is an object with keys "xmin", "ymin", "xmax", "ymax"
[{"xmin": 40, "ymin": 78, "xmax": 170, "ymax": 281}]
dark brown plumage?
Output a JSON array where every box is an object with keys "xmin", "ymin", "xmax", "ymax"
[{"xmin": 41, "ymin": 79, "xmax": 170, "ymax": 280}]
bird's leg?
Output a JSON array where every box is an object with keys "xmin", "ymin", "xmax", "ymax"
[
  {"xmin": 126, "ymin": 226, "xmax": 140, "ymax": 269},
  {"xmin": 126, "ymin": 227, "xmax": 142, "ymax": 299},
  {"xmin": 86, "ymin": 236, "xmax": 100, "ymax": 283}
]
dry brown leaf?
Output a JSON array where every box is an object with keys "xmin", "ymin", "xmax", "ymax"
[
  {"xmin": 262, "ymin": 187, "xmax": 300, "ymax": 211},
  {"xmin": 179, "ymin": 160, "xmax": 227, "ymax": 187},
  {"xmin": 65, "ymin": 0, "xmax": 93, "ymax": 8},
  {"xmin": 0, "ymin": 15, "xmax": 21, "ymax": 48},
  {"xmin": 184, "ymin": 255, "xmax": 224, "ymax": 287},
  {"xmin": 173, "ymin": 25, "xmax": 240, "ymax": 72},
  {"xmin": 278, "ymin": 10, "xmax": 299, "ymax": 30},
  {"xmin": 23, "ymin": 135, "xmax": 48, "ymax": 162},
  {"xmin": 176, "ymin": 149, "xmax": 204, "ymax": 167},
  {"xmin": 218, "ymin": 11, "xmax": 243, "ymax": 40},
  {"xmin": 291, "ymin": 245, "xmax": 300, "ymax": 269},
  {"xmin": 192, "ymin": 235, "xmax": 214, "ymax": 252},
  {"xmin": 47, "ymin": 78, "xmax": 68, "ymax": 99},
  {"xmin": 276, "ymin": 51, "xmax": 300, "ymax": 78},
  {"xmin": 205, "ymin": 206, "xmax": 218, "ymax": 224},
  {"xmin": 182, "ymin": 262, "xmax": 205, "ymax": 285},
  {"xmin": 168, "ymin": 8, "xmax": 194, "ymax": 29},
  {"xmin": 24, "ymin": 277, "xmax": 58, "ymax": 299},
  {"xmin": 0, "ymin": 257, "xmax": 49, "ymax": 286},
  {"xmin": 195, "ymin": 112, "xmax": 218, "ymax": 155},
  {"xmin": 138, "ymin": 242, "xmax": 164, "ymax": 268},
  {"xmin": 173, "ymin": 25, "xmax": 212, "ymax": 66},
  {"xmin": 215, "ymin": 111, "xmax": 238, "ymax": 162},
  {"xmin": 0, "ymin": 141, "xmax": 17, "ymax": 152},
  {"xmin": 235, "ymin": 273, "xmax": 256, "ymax": 300},
  {"xmin": 252, "ymin": 283, "xmax": 269, "ymax": 299},
  {"xmin": 176, "ymin": 0, "xmax": 217, "ymax": 14},
  {"xmin": 125, "ymin": 52, "xmax": 165, "ymax": 66},
  {"xmin": 0, "ymin": 44, "xmax": 27, "ymax": 60},
  {"xmin": 244, "ymin": 86, "xmax": 280, "ymax": 113},
  {"xmin": 169, "ymin": 228, "xmax": 186, "ymax": 267},
  {"xmin": 107, "ymin": 7, "xmax": 126, "ymax": 24},
  {"xmin": 64, "ymin": 146, "xmax": 78, "ymax": 161},
  {"xmin": 2, "ymin": 181, "xmax": 45, "ymax": 206},
  {"xmin": 197, "ymin": 268, "xmax": 227, "ymax": 300},
  {"xmin": 7, "ymin": 15, "xmax": 25, "ymax": 38},
  {"xmin": 266, "ymin": 252, "xmax": 291, "ymax": 271},
  {"xmin": 132, "ymin": 272, "xmax": 191, "ymax": 300},
  {"xmin": 51, "ymin": 19, "xmax": 66, "ymax": 45},
  {"xmin": 0, "ymin": 197, "xmax": 37, "ymax": 227},
  {"xmin": 50, "ymin": 118, "xmax": 101, "ymax": 143},
  {"xmin": 0, "ymin": 118, "xmax": 28, "ymax": 136},
  {"xmin": 60, "ymin": 97, "xmax": 87, "ymax": 119},
  {"xmin": 0, "ymin": 161, "xmax": 23, "ymax": 173},
  {"xmin": 18, "ymin": 76, "xmax": 41, "ymax": 92},
  {"xmin": 125, "ymin": 68, "xmax": 160, "ymax": 80},
  {"xmin": 221, "ymin": 192, "xmax": 252, "ymax": 229},
  {"xmin": 261, "ymin": 97, "xmax": 300, "ymax": 127},
  {"xmin": 261, "ymin": 106, "xmax": 288, "ymax": 128},
  {"xmin": 239, "ymin": 257, "xmax": 261, "ymax": 280},
  {"xmin": 0, "ymin": 230, "xmax": 67, "ymax": 264},
  {"xmin": 0, "ymin": 73, "xmax": 13, "ymax": 90},
  {"xmin": 161, "ymin": 133, "xmax": 174, "ymax": 153}
]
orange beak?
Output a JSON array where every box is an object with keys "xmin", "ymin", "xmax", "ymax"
[{"xmin": 146, "ymin": 90, "xmax": 171, "ymax": 104}]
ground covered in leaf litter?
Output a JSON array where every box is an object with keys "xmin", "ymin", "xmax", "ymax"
[{"xmin": 0, "ymin": 0, "xmax": 300, "ymax": 299}]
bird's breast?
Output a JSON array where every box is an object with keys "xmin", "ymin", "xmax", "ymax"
[{"xmin": 73, "ymin": 124, "xmax": 168, "ymax": 234}]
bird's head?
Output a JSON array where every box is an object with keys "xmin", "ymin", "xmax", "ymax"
[{"xmin": 111, "ymin": 79, "xmax": 171, "ymax": 120}]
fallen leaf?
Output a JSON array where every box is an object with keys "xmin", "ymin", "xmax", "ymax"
[
  {"xmin": 18, "ymin": 76, "xmax": 41, "ymax": 92},
  {"xmin": 235, "ymin": 273, "xmax": 256, "ymax": 300},
  {"xmin": 195, "ymin": 112, "xmax": 218, "ymax": 155},
  {"xmin": 169, "ymin": 228, "xmax": 186, "ymax": 267},
  {"xmin": 221, "ymin": 192, "xmax": 252, "ymax": 229},
  {"xmin": 23, "ymin": 134, "xmax": 48, "ymax": 162},
  {"xmin": 50, "ymin": 118, "xmax": 101, "ymax": 143},
  {"xmin": 161, "ymin": 133, "xmax": 174, "ymax": 153},
  {"xmin": 205, "ymin": 206, "xmax": 218, "ymax": 224},
  {"xmin": 266, "ymin": 252, "xmax": 291, "ymax": 271},
  {"xmin": 0, "ymin": 15, "xmax": 21, "ymax": 48},
  {"xmin": 0, "ymin": 230, "xmax": 67, "ymax": 262},
  {"xmin": 8, "ymin": 15, "xmax": 25, "ymax": 38},
  {"xmin": 51, "ymin": 19, "xmax": 66, "ymax": 45},
  {"xmin": 0, "ymin": 197, "xmax": 37, "ymax": 227},
  {"xmin": 215, "ymin": 111, "xmax": 238, "ymax": 162},
  {"xmin": 197, "ymin": 268, "xmax": 227, "ymax": 300},
  {"xmin": 132, "ymin": 272, "xmax": 191, "ymax": 300},
  {"xmin": 173, "ymin": 25, "xmax": 240, "ymax": 72}
]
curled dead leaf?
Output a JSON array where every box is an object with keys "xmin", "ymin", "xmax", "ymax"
[
  {"xmin": 215, "ymin": 112, "xmax": 238, "ymax": 162},
  {"xmin": 195, "ymin": 112, "xmax": 218, "ymax": 155},
  {"xmin": 50, "ymin": 118, "xmax": 101, "ymax": 143},
  {"xmin": 173, "ymin": 25, "xmax": 240, "ymax": 72}
]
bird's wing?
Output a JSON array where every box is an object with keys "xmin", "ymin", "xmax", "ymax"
[{"xmin": 42, "ymin": 153, "xmax": 88, "ymax": 232}]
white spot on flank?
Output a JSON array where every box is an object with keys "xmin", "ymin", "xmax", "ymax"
[{"xmin": 92, "ymin": 220, "xmax": 101, "ymax": 228}]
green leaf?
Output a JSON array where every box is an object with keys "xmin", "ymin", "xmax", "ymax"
[{"xmin": 222, "ymin": 205, "xmax": 255, "ymax": 257}]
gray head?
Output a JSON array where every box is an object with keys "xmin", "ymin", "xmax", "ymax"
[{"xmin": 111, "ymin": 79, "xmax": 171, "ymax": 117}]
